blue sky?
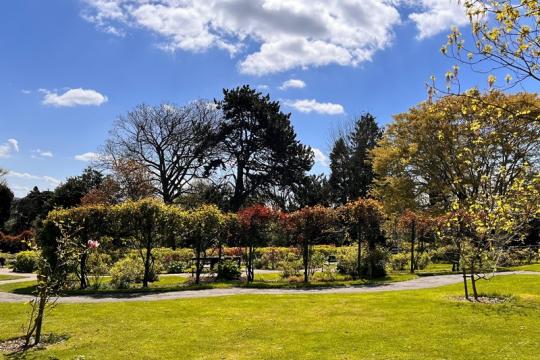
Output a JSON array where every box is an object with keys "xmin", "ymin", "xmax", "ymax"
[{"xmin": 0, "ymin": 0, "xmax": 531, "ymax": 197}]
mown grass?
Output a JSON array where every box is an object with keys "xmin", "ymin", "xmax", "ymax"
[
  {"xmin": 0, "ymin": 274, "xmax": 25, "ymax": 281},
  {"xmin": 1, "ymin": 275, "xmax": 540, "ymax": 359},
  {"xmin": 510, "ymin": 262, "xmax": 540, "ymax": 272}
]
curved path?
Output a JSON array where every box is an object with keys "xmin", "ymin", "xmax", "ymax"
[{"xmin": 0, "ymin": 270, "xmax": 538, "ymax": 304}]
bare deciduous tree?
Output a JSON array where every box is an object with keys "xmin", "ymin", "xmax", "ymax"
[{"xmin": 102, "ymin": 101, "xmax": 219, "ymax": 204}]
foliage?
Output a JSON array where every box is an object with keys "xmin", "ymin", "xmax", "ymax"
[
  {"xmin": 390, "ymin": 253, "xmax": 409, "ymax": 271},
  {"xmin": 278, "ymin": 255, "xmax": 303, "ymax": 278},
  {"xmin": 0, "ymin": 230, "xmax": 34, "ymax": 253},
  {"xmin": 153, "ymin": 248, "xmax": 193, "ymax": 274},
  {"xmin": 0, "ymin": 182, "xmax": 13, "ymax": 230},
  {"xmin": 210, "ymin": 85, "xmax": 314, "ymax": 211},
  {"xmin": 184, "ymin": 204, "xmax": 225, "ymax": 284},
  {"xmin": 285, "ymin": 205, "xmax": 336, "ymax": 282},
  {"xmin": 338, "ymin": 199, "xmax": 386, "ymax": 278},
  {"xmin": 5, "ymin": 187, "xmax": 54, "ymax": 234},
  {"xmin": 329, "ymin": 114, "xmax": 382, "ymax": 205},
  {"xmin": 109, "ymin": 256, "xmax": 147, "ymax": 289},
  {"xmin": 443, "ymin": 0, "xmax": 540, "ymax": 90},
  {"xmin": 216, "ymin": 260, "xmax": 241, "ymax": 280},
  {"xmin": 238, "ymin": 204, "xmax": 278, "ymax": 282},
  {"xmin": 13, "ymin": 250, "xmax": 40, "ymax": 273},
  {"xmin": 54, "ymin": 167, "xmax": 104, "ymax": 209}
]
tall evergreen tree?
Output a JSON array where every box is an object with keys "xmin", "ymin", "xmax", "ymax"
[
  {"xmin": 329, "ymin": 113, "xmax": 382, "ymax": 205},
  {"xmin": 329, "ymin": 137, "xmax": 351, "ymax": 205},
  {"xmin": 210, "ymin": 85, "xmax": 313, "ymax": 211},
  {"xmin": 348, "ymin": 113, "xmax": 383, "ymax": 198},
  {"xmin": 0, "ymin": 183, "xmax": 14, "ymax": 231}
]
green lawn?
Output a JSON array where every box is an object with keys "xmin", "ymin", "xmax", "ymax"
[
  {"xmin": 1, "ymin": 275, "xmax": 539, "ymax": 359},
  {"xmin": 0, "ymin": 274, "xmax": 25, "ymax": 281},
  {"xmin": 510, "ymin": 263, "xmax": 540, "ymax": 272}
]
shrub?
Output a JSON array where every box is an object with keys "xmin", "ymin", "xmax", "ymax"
[
  {"xmin": 110, "ymin": 257, "xmax": 158, "ymax": 289},
  {"xmin": 13, "ymin": 250, "xmax": 40, "ymax": 273},
  {"xmin": 87, "ymin": 252, "xmax": 112, "ymax": 288},
  {"xmin": 390, "ymin": 253, "xmax": 409, "ymax": 271},
  {"xmin": 216, "ymin": 260, "xmax": 241, "ymax": 280},
  {"xmin": 336, "ymin": 246, "xmax": 389, "ymax": 278},
  {"xmin": 0, "ymin": 231, "xmax": 34, "ymax": 253},
  {"xmin": 415, "ymin": 252, "xmax": 431, "ymax": 270},
  {"xmin": 153, "ymin": 248, "xmax": 193, "ymax": 274},
  {"xmin": 312, "ymin": 267, "xmax": 337, "ymax": 282},
  {"xmin": 257, "ymin": 247, "xmax": 298, "ymax": 270},
  {"xmin": 336, "ymin": 247, "xmax": 358, "ymax": 277},
  {"xmin": 278, "ymin": 255, "xmax": 303, "ymax": 278}
]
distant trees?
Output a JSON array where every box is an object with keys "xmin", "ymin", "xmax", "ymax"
[
  {"xmin": 0, "ymin": 183, "xmax": 13, "ymax": 231},
  {"xmin": 209, "ymin": 85, "xmax": 313, "ymax": 211},
  {"xmin": 329, "ymin": 114, "xmax": 382, "ymax": 205},
  {"xmin": 54, "ymin": 167, "xmax": 104, "ymax": 208},
  {"xmin": 103, "ymin": 101, "xmax": 219, "ymax": 204},
  {"xmin": 6, "ymin": 187, "xmax": 54, "ymax": 234}
]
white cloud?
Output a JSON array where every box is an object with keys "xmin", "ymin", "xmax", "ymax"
[
  {"xmin": 41, "ymin": 88, "xmax": 108, "ymax": 107},
  {"xmin": 256, "ymin": 84, "xmax": 269, "ymax": 90},
  {"xmin": 285, "ymin": 99, "xmax": 345, "ymax": 115},
  {"xmin": 74, "ymin": 152, "xmax": 100, "ymax": 162},
  {"xmin": 279, "ymin": 79, "xmax": 306, "ymax": 91},
  {"xmin": 0, "ymin": 138, "xmax": 19, "ymax": 158},
  {"xmin": 312, "ymin": 148, "xmax": 329, "ymax": 167},
  {"xmin": 82, "ymin": 0, "xmax": 402, "ymax": 75},
  {"xmin": 82, "ymin": 1, "xmax": 469, "ymax": 74},
  {"xmin": 31, "ymin": 149, "xmax": 54, "ymax": 159},
  {"xmin": 21, "ymin": 89, "xmax": 31, "ymax": 95},
  {"xmin": 407, "ymin": 0, "xmax": 468, "ymax": 39},
  {"xmin": 7, "ymin": 171, "xmax": 61, "ymax": 186}
]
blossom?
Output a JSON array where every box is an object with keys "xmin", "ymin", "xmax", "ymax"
[{"xmin": 87, "ymin": 240, "xmax": 100, "ymax": 249}]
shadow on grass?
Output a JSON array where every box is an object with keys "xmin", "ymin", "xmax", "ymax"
[{"xmin": 1, "ymin": 333, "xmax": 70, "ymax": 359}]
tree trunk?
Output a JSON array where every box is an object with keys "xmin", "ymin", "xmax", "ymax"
[
  {"xmin": 356, "ymin": 227, "xmax": 363, "ymax": 279},
  {"xmin": 410, "ymin": 220, "xmax": 416, "ymax": 274},
  {"xmin": 247, "ymin": 244, "xmax": 254, "ymax": 283},
  {"xmin": 470, "ymin": 259, "xmax": 479, "ymax": 301},
  {"xmin": 303, "ymin": 240, "xmax": 309, "ymax": 283},
  {"xmin": 80, "ymin": 252, "xmax": 88, "ymax": 289},
  {"xmin": 461, "ymin": 264, "xmax": 469, "ymax": 300},
  {"xmin": 231, "ymin": 162, "xmax": 245, "ymax": 212},
  {"xmin": 142, "ymin": 233, "xmax": 152, "ymax": 288},
  {"xmin": 195, "ymin": 243, "xmax": 202, "ymax": 285}
]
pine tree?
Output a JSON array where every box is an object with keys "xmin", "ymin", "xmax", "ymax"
[
  {"xmin": 210, "ymin": 85, "xmax": 313, "ymax": 211},
  {"xmin": 329, "ymin": 137, "xmax": 351, "ymax": 205},
  {"xmin": 348, "ymin": 113, "xmax": 383, "ymax": 198}
]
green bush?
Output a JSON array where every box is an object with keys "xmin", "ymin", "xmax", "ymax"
[
  {"xmin": 257, "ymin": 247, "xmax": 298, "ymax": 270},
  {"xmin": 415, "ymin": 252, "xmax": 431, "ymax": 270},
  {"xmin": 278, "ymin": 255, "xmax": 303, "ymax": 278},
  {"xmin": 110, "ymin": 257, "xmax": 158, "ymax": 289},
  {"xmin": 153, "ymin": 248, "xmax": 193, "ymax": 274},
  {"xmin": 336, "ymin": 246, "xmax": 388, "ymax": 278},
  {"xmin": 13, "ymin": 250, "xmax": 40, "ymax": 273},
  {"xmin": 87, "ymin": 252, "xmax": 112, "ymax": 288},
  {"xmin": 336, "ymin": 247, "xmax": 358, "ymax": 277},
  {"xmin": 216, "ymin": 260, "xmax": 241, "ymax": 280},
  {"xmin": 390, "ymin": 253, "xmax": 409, "ymax": 271}
]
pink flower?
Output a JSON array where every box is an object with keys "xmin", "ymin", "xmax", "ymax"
[{"xmin": 87, "ymin": 240, "xmax": 100, "ymax": 249}]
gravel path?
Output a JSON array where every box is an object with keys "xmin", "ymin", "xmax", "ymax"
[{"xmin": 0, "ymin": 271, "xmax": 538, "ymax": 304}]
